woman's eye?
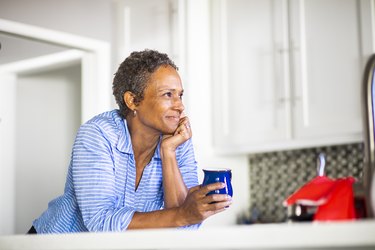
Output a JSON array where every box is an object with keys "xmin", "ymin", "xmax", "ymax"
[{"xmin": 162, "ymin": 92, "xmax": 183, "ymax": 99}]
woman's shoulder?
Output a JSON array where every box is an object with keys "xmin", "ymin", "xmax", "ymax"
[
  {"xmin": 78, "ymin": 110, "xmax": 125, "ymax": 138},
  {"xmin": 86, "ymin": 110, "xmax": 122, "ymax": 125}
]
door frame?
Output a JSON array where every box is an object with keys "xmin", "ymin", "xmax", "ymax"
[
  {"xmin": 0, "ymin": 18, "xmax": 112, "ymax": 122},
  {"xmin": 0, "ymin": 18, "xmax": 111, "ymax": 234}
]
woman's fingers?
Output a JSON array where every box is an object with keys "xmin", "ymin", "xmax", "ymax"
[
  {"xmin": 198, "ymin": 182, "xmax": 226, "ymax": 196},
  {"xmin": 191, "ymin": 183, "xmax": 232, "ymax": 209},
  {"xmin": 180, "ymin": 184, "xmax": 232, "ymax": 225},
  {"xmin": 162, "ymin": 116, "xmax": 192, "ymax": 152},
  {"xmin": 173, "ymin": 116, "xmax": 192, "ymax": 139},
  {"xmin": 188, "ymin": 185, "xmax": 201, "ymax": 194},
  {"xmin": 182, "ymin": 117, "xmax": 191, "ymax": 130},
  {"xmin": 203, "ymin": 193, "xmax": 231, "ymax": 203},
  {"xmin": 179, "ymin": 116, "xmax": 191, "ymax": 132}
]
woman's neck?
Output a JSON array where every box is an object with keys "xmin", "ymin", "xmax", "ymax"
[
  {"xmin": 126, "ymin": 116, "xmax": 160, "ymax": 161},
  {"xmin": 126, "ymin": 115, "xmax": 160, "ymax": 190}
]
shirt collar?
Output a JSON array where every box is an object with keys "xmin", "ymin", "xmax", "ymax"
[{"xmin": 114, "ymin": 112, "xmax": 133, "ymax": 154}]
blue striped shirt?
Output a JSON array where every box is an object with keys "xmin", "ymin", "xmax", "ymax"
[{"xmin": 33, "ymin": 110, "xmax": 199, "ymax": 233}]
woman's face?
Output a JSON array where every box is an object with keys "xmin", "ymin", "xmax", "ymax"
[{"xmin": 135, "ymin": 65, "xmax": 184, "ymax": 135}]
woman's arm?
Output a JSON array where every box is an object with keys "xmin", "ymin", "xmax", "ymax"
[
  {"xmin": 160, "ymin": 116, "xmax": 193, "ymax": 208},
  {"xmin": 127, "ymin": 182, "xmax": 232, "ymax": 229},
  {"xmin": 160, "ymin": 149, "xmax": 188, "ymax": 208}
]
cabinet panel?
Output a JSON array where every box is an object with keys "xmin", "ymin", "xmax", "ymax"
[
  {"xmin": 291, "ymin": 0, "xmax": 368, "ymax": 139},
  {"xmin": 211, "ymin": 0, "xmax": 373, "ymax": 153},
  {"xmin": 212, "ymin": 0, "xmax": 290, "ymax": 150}
]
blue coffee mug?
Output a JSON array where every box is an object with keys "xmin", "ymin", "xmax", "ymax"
[{"xmin": 202, "ymin": 168, "xmax": 233, "ymax": 197}]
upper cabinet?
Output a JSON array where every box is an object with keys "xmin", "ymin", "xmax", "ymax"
[
  {"xmin": 115, "ymin": 0, "xmax": 183, "ymax": 69},
  {"xmin": 211, "ymin": 0, "xmax": 374, "ymax": 154}
]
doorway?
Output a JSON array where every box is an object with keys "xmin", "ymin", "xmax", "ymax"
[
  {"xmin": 15, "ymin": 64, "xmax": 81, "ymax": 233},
  {"xmin": 0, "ymin": 19, "xmax": 110, "ymax": 234}
]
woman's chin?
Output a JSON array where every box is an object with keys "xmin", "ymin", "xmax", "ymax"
[{"xmin": 162, "ymin": 126, "xmax": 177, "ymax": 135}]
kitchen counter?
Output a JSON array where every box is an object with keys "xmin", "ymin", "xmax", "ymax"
[{"xmin": 1, "ymin": 220, "xmax": 375, "ymax": 250}]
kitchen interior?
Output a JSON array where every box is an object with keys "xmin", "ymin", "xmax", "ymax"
[{"xmin": 0, "ymin": 0, "xmax": 375, "ymax": 249}]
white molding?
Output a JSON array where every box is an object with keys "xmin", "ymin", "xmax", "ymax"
[
  {"xmin": 0, "ymin": 50, "xmax": 84, "ymax": 74},
  {"xmin": 219, "ymin": 0, "xmax": 229, "ymax": 136},
  {"xmin": 0, "ymin": 19, "xmax": 107, "ymax": 51},
  {"xmin": 0, "ymin": 18, "xmax": 111, "ymax": 123},
  {"xmin": 297, "ymin": 0, "xmax": 310, "ymax": 128},
  {"xmin": 114, "ymin": 0, "xmax": 131, "ymax": 65},
  {"xmin": 177, "ymin": 0, "xmax": 187, "ymax": 82},
  {"xmin": 214, "ymin": 133, "xmax": 363, "ymax": 155}
]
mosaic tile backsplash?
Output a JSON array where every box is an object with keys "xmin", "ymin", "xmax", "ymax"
[{"xmin": 244, "ymin": 143, "xmax": 364, "ymax": 224}]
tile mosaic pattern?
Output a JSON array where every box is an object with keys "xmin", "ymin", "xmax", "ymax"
[{"xmin": 246, "ymin": 143, "xmax": 364, "ymax": 223}]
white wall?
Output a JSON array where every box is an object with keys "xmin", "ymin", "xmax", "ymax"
[
  {"xmin": 14, "ymin": 65, "xmax": 81, "ymax": 233},
  {"xmin": 0, "ymin": 73, "xmax": 17, "ymax": 234}
]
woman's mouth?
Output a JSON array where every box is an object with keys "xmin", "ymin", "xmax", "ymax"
[{"xmin": 165, "ymin": 116, "xmax": 180, "ymax": 124}]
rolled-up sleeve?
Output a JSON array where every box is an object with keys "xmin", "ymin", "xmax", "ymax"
[
  {"xmin": 71, "ymin": 122, "xmax": 134, "ymax": 232},
  {"xmin": 177, "ymin": 139, "xmax": 199, "ymax": 189}
]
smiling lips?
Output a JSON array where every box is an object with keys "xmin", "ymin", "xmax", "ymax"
[{"xmin": 166, "ymin": 115, "xmax": 180, "ymax": 125}]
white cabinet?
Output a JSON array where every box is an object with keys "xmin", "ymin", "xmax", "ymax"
[
  {"xmin": 115, "ymin": 0, "xmax": 184, "ymax": 73},
  {"xmin": 211, "ymin": 0, "xmax": 374, "ymax": 154}
]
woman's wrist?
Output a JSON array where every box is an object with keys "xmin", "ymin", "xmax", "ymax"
[
  {"xmin": 129, "ymin": 207, "xmax": 188, "ymax": 229},
  {"xmin": 173, "ymin": 206, "xmax": 189, "ymax": 227},
  {"xmin": 160, "ymin": 145, "xmax": 176, "ymax": 160}
]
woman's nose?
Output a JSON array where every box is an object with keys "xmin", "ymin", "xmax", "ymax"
[{"xmin": 173, "ymin": 97, "xmax": 184, "ymax": 112}]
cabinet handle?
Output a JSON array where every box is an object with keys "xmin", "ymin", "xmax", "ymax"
[{"xmin": 276, "ymin": 43, "xmax": 291, "ymax": 105}]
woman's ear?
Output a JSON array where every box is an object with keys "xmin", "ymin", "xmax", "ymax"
[{"xmin": 124, "ymin": 91, "xmax": 136, "ymax": 110}]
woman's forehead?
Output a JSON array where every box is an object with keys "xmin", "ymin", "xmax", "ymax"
[{"xmin": 147, "ymin": 66, "xmax": 183, "ymax": 90}]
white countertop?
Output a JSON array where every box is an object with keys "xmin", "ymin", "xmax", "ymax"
[{"xmin": 1, "ymin": 220, "xmax": 375, "ymax": 250}]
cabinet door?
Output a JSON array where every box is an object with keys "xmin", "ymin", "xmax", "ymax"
[
  {"xmin": 212, "ymin": 0, "xmax": 291, "ymax": 153},
  {"xmin": 290, "ymin": 0, "xmax": 372, "ymax": 142}
]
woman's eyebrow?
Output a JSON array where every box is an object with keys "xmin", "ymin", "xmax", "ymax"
[{"xmin": 158, "ymin": 88, "xmax": 184, "ymax": 93}]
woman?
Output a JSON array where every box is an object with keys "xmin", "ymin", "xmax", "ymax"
[{"xmin": 29, "ymin": 49, "xmax": 232, "ymax": 233}]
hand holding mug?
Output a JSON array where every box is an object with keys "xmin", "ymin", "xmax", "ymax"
[{"xmin": 177, "ymin": 182, "xmax": 232, "ymax": 225}]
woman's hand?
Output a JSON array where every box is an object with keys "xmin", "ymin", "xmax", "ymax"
[
  {"xmin": 176, "ymin": 182, "xmax": 233, "ymax": 225},
  {"xmin": 161, "ymin": 116, "xmax": 192, "ymax": 152},
  {"xmin": 128, "ymin": 182, "xmax": 232, "ymax": 229}
]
